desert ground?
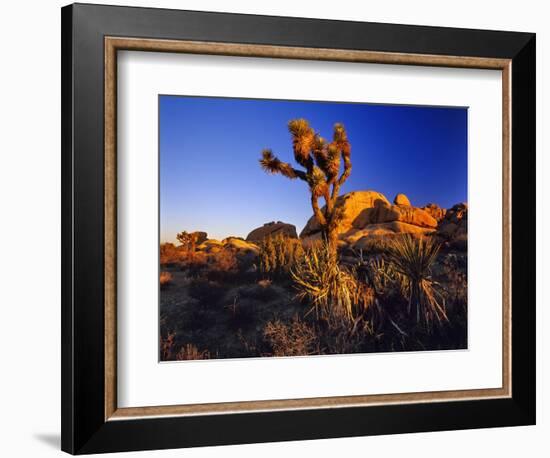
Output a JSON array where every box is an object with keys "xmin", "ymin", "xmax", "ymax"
[{"xmin": 160, "ymin": 190, "xmax": 467, "ymax": 361}]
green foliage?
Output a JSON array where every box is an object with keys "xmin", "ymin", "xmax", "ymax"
[
  {"xmin": 291, "ymin": 241, "xmax": 373, "ymax": 323},
  {"xmin": 386, "ymin": 235, "xmax": 447, "ymax": 329},
  {"xmin": 259, "ymin": 233, "xmax": 304, "ymax": 278}
]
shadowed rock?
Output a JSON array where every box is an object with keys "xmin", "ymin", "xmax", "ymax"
[
  {"xmin": 246, "ymin": 221, "xmax": 298, "ymax": 242},
  {"xmin": 422, "ymin": 203, "xmax": 447, "ymax": 222}
]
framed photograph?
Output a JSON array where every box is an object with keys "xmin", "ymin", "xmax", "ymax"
[{"xmin": 61, "ymin": 3, "xmax": 536, "ymax": 454}]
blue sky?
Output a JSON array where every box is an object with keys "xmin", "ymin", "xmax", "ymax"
[{"xmin": 160, "ymin": 95, "xmax": 467, "ymax": 242}]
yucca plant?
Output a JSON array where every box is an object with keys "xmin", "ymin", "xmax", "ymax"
[
  {"xmin": 259, "ymin": 119, "xmax": 352, "ymax": 255},
  {"xmin": 291, "ymin": 242, "xmax": 372, "ymax": 323},
  {"xmin": 386, "ymin": 235, "xmax": 447, "ymax": 329}
]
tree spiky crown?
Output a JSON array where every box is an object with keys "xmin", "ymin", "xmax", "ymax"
[{"xmin": 259, "ymin": 119, "xmax": 354, "ymax": 251}]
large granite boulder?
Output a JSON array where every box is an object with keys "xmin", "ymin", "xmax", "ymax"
[
  {"xmin": 344, "ymin": 222, "xmax": 435, "ymax": 249},
  {"xmin": 246, "ymin": 221, "xmax": 298, "ymax": 242},
  {"xmin": 393, "ymin": 193, "xmax": 411, "ymax": 206},
  {"xmin": 422, "ymin": 203, "xmax": 446, "ymax": 222},
  {"xmin": 300, "ymin": 190, "xmax": 390, "ymax": 238},
  {"xmin": 299, "ymin": 190, "xmax": 439, "ymax": 248},
  {"xmin": 223, "ymin": 237, "xmax": 260, "ymax": 254},
  {"xmin": 354, "ymin": 201, "xmax": 438, "ymax": 229}
]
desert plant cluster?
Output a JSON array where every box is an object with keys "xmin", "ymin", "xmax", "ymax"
[{"xmin": 160, "ymin": 119, "xmax": 467, "ymax": 360}]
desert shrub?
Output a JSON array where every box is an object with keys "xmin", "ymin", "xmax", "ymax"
[
  {"xmin": 179, "ymin": 250, "xmax": 209, "ymax": 276},
  {"xmin": 175, "ymin": 343, "xmax": 210, "ymax": 360},
  {"xmin": 159, "ymin": 331, "xmax": 176, "ymax": 360},
  {"xmin": 386, "ymin": 235, "xmax": 447, "ymax": 329},
  {"xmin": 188, "ymin": 278, "xmax": 226, "ymax": 307},
  {"xmin": 160, "ymin": 271, "xmax": 172, "ymax": 289},
  {"xmin": 208, "ymin": 249, "xmax": 238, "ymax": 275},
  {"xmin": 263, "ymin": 315, "xmax": 318, "ymax": 356},
  {"xmin": 441, "ymin": 254, "xmax": 467, "ymax": 312},
  {"xmin": 291, "ymin": 242, "xmax": 373, "ymax": 323},
  {"xmin": 320, "ymin": 318, "xmax": 377, "ymax": 355},
  {"xmin": 259, "ymin": 233, "xmax": 304, "ymax": 278},
  {"xmin": 160, "ymin": 243, "xmax": 186, "ymax": 265}
]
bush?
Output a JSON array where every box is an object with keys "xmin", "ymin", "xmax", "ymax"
[
  {"xmin": 259, "ymin": 233, "xmax": 304, "ymax": 278},
  {"xmin": 160, "ymin": 331, "xmax": 176, "ymax": 360},
  {"xmin": 175, "ymin": 343, "xmax": 210, "ymax": 360},
  {"xmin": 160, "ymin": 243, "xmax": 186, "ymax": 265},
  {"xmin": 263, "ymin": 315, "xmax": 318, "ymax": 356},
  {"xmin": 441, "ymin": 253, "xmax": 467, "ymax": 312},
  {"xmin": 291, "ymin": 242, "xmax": 373, "ymax": 323},
  {"xmin": 386, "ymin": 235, "xmax": 447, "ymax": 329},
  {"xmin": 160, "ymin": 271, "xmax": 172, "ymax": 289},
  {"xmin": 208, "ymin": 249, "xmax": 238, "ymax": 276}
]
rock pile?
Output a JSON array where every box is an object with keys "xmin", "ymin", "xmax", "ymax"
[{"xmin": 300, "ymin": 190, "xmax": 438, "ymax": 249}]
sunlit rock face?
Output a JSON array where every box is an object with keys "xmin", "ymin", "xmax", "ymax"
[
  {"xmin": 246, "ymin": 221, "xmax": 298, "ymax": 242},
  {"xmin": 300, "ymin": 190, "xmax": 439, "ymax": 248}
]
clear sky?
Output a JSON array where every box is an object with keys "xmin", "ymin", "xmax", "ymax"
[{"xmin": 160, "ymin": 95, "xmax": 467, "ymax": 243}]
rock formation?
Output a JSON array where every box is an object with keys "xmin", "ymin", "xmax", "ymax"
[
  {"xmin": 300, "ymin": 191, "xmax": 390, "ymax": 238},
  {"xmin": 438, "ymin": 203, "xmax": 467, "ymax": 250},
  {"xmin": 393, "ymin": 193, "xmax": 411, "ymax": 206},
  {"xmin": 422, "ymin": 203, "xmax": 446, "ymax": 222},
  {"xmin": 246, "ymin": 221, "xmax": 298, "ymax": 242},
  {"xmin": 300, "ymin": 190, "xmax": 438, "ymax": 249}
]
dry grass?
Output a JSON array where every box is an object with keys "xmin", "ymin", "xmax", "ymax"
[
  {"xmin": 175, "ymin": 343, "xmax": 210, "ymax": 360},
  {"xmin": 160, "ymin": 271, "xmax": 173, "ymax": 289},
  {"xmin": 386, "ymin": 235, "xmax": 447, "ymax": 329},
  {"xmin": 291, "ymin": 242, "xmax": 373, "ymax": 323},
  {"xmin": 263, "ymin": 315, "xmax": 318, "ymax": 356},
  {"xmin": 160, "ymin": 332, "xmax": 176, "ymax": 360}
]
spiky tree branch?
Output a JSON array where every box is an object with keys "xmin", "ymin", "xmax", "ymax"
[{"xmin": 259, "ymin": 119, "xmax": 353, "ymax": 253}]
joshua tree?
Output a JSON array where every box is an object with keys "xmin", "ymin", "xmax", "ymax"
[
  {"xmin": 176, "ymin": 231, "xmax": 198, "ymax": 252},
  {"xmin": 259, "ymin": 119, "xmax": 352, "ymax": 254},
  {"xmin": 176, "ymin": 231, "xmax": 207, "ymax": 252}
]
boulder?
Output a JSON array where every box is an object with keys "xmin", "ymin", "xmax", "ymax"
[
  {"xmin": 246, "ymin": 221, "xmax": 298, "ymax": 242},
  {"xmin": 393, "ymin": 193, "xmax": 411, "ymax": 206},
  {"xmin": 437, "ymin": 203, "xmax": 468, "ymax": 250},
  {"xmin": 444, "ymin": 203, "xmax": 468, "ymax": 224},
  {"xmin": 223, "ymin": 237, "xmax": 259, "ymax": 254},
  {"xmin": 422, "ymin": 203, "xmax": 446, "ymax": 222},
  {"xmin": 343, "ymin": 222, "xmax": 434, "ymax": 248},
  {"xmin": 300, "ymin": 190, "xmax": 390, "ymax": 237},
  {"xmin": 196, "ymin": 239, "xmax": 223, "ymax": 252},
  {"xmin": 354, "ymin": 201, "xmax": 437, "ymax": 229},
  {"xmin": 299, "ymin": 190, "xmax": 440, "ymax": 250}
]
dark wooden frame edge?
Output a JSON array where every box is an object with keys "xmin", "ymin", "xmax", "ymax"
[{"xmin": 61, "ymin": 3, "xmax": 536, "ymax": 454}]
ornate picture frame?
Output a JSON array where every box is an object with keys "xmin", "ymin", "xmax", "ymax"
[{"xmin": 61, "ymin": 3, "xmax": 535, "ymax": 454}]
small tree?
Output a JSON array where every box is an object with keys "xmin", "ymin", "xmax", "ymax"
[
  {"xmin": 176, "ymin": 231, "xmax": 199, "ymax": 252},
  {"xmin": 259, "ymin": 119, "xmax": 352, "ymax": 255}
]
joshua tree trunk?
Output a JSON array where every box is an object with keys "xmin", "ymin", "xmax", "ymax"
[{"xmin": 260, "ymin": 119, "xmax": 352, "ymax": 257}]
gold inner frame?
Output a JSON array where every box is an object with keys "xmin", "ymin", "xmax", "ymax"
[{"xmin": 104, "ymin": 37, "xmax": 512, "ymax": 421}]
